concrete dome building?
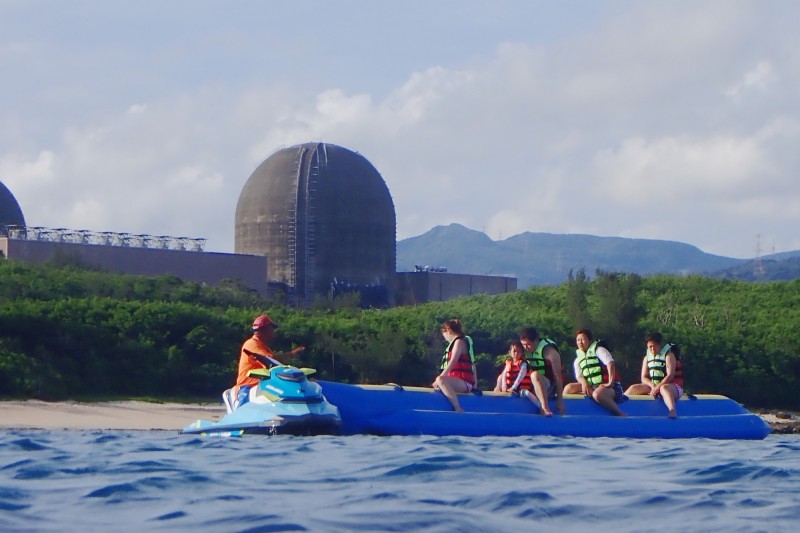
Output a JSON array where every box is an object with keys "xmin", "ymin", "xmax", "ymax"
[
  {"xmin": 235, "ymin": 142, "xmax": 396, "ymax": 306},
  {"xmin": 0, "ymin": 180, "xmax": 26, "ymax": 228}
]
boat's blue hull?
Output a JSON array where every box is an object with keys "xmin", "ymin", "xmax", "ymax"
[
  {"xmin": 181, "ymin": 400, "xmax": 341, "ymax": 436},
  {"xmin": 317, "ymin": 381, "xmax": 771, "ymax": 440}
]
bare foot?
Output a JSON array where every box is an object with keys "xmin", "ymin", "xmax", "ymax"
[
  {"xmin": 668, "ymin": 410, "xmax": 677, "ymax": 419},
  {"xmin": 455, "ymin": 407, "xmax": 464, "ymax": 413},
  {"xmin": 542, "ymin": 410, "xmax": 553, "ymax": 417}
]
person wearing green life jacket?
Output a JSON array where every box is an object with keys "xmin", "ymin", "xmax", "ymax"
[
  {"xmin": 433, "ymin": 318, "xmax": 476, "ymax": 412},
  {"xmin": 519, "ymin": 327, "xmax": 566, "ymax": 415},
  {"xmin": 564, "ymin": 329, "xmax": 626, "ymax": 416},
  {"xmin": 625, "ymin": 332, "xmax": 684, "ymax": 418}
]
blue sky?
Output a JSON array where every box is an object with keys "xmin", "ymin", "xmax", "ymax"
[{"xmin": 1, "ymin": 0, "xmax": 798, "ymax": 259}]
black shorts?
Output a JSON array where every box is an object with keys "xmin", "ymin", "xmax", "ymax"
[{"xmin": 612, "ymin": 381, "xmax": 627, "ymax": 403}]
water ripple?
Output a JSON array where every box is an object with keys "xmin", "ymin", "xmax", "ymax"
[
  {"xmin": 0, "ymin": 430, "xmax": 797, "ymax": 530},
  {"xmin": 7, "ymin": 438, "xmax": 49, "ymax": 452}
]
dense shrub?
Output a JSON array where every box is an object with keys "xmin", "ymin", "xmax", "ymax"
[{"xmin": 0, "ymin": 260, "xmax": 797, "ymax": 409}]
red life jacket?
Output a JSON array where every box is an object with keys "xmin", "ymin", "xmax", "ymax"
[
  {"xmin": 505, "ymin": 358, "xmax": 533, "ymax": 392},
  {"xmin": 441, "ymin": 336, "xmax": 475, "ymax": 385}
]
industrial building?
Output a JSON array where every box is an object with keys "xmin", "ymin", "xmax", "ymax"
[
  {"xmin": 235, "ymin": 142, "xmax": 397, "ymax": 307},
  {"xmin": 3, "ymin": 142, "xmax": 517, "ymax": 306},
  {"xmin": 0, "ymin": 181, "xmax": 25, "ymax": 227},
  {"xmin": 395, "ymin": 270, "xmax": 517, "ymax": 305},
  {"xmin": 0, "ymin": 226, "xmax": 268, "ymax": 295}
]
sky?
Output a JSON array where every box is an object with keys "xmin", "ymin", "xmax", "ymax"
[{"xmin": 1, "ymin": 0, "xmax": 798, "ymax": 259}]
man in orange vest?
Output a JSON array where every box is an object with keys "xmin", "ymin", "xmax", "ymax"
[{"xmin": 232, "ymin": 314, "xmax": 305, "ymax": 407}]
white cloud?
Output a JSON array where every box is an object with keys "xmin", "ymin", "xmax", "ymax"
[
  {"xmin": 590, "ymin": 135, "xmax": 763, "ymax": 203},
  {"xmin": 1, "ymin": 1, "xmax": 799, "ymax": 260},
  {"xmin": 725, "ymin": 61, "xmax": 777, "ymax": 103},
  {"xmin": 0, "ymin": 150, "xmax": 57, "ymax": 187},
  {"xmin": 126, "ymin": 103, "xmax": 147, "ymax": 116}
]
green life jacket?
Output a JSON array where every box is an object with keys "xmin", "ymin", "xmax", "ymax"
[
  {"xmin": 440, "ymin": 335, "xmax": 475, "ymax": 368},
  {"xmin": 439, "ymin": 335, "xmax": 476, "ymax": 384},
  {"xmin": 529, "ymin": 338, "xmax": 555, "ymax": 374},
  {"xmin": 646, "ymin": 343, "xmax": 683, "ymax": 386},
  {"xmin": 575, "ymin": 340, "xmax": 612, "ymax": 386}
]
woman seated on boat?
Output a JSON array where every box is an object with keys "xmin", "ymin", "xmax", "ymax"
[
  {"xmin": 563, "ymin": 329, "xmax": 626, "ymax": 416},
  {"xmin": 433, "ymin": 319, "xmax": 476, "ymax": 412},
  {"xmin": 496, "ymin": 339, "xmax": 553, "ymax": 416},
  {"xmin": 625, "ymin": 332, "xmax": 683, "ymax": 418}
]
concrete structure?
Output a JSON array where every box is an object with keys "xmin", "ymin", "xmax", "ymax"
[
  {"xmin": 1, "ymin": 236, "xmax": 268, "ymax": 295},
  {"xmin": 236, "ymin": 142, "xmax": 396, "ymax": 306},
  {"xmin": 394, "ymin": 271, "xmax": 517, "ymax": 305},
  {"xmin": 0, "ymin": 180, "xmax": 25, "ymax": 227},
  {"xmin": 3, "ymin": 155, "xmax": 518, "ymax": 307}
]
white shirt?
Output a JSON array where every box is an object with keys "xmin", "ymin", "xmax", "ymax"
[{"xmin": 573, "ymin": 345, "xmax": 614, "ymax": 381}]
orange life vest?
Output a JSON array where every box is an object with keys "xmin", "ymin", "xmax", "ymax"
[{"xmin": 505, "ymin": 358, "xmax": 533, "ymax": 392}]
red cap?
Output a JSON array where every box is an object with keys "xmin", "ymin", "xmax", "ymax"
[{"xmin": 252, "ymin": 315, "xmax": 277, "ymax": 330}]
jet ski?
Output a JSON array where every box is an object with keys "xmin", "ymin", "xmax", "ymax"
[{"xmin": 181, "ymin": 365, "xmax": 341, "ymax": 436}]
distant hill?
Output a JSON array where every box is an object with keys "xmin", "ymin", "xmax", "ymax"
[
  {"xmin": 396, "ymin": 224, "xmax": 799, "ymax": 287},
  {"xmin": 709, "ymin": 256, "xmax": 800, "ymax": 282},
  {"xmin": 764, "ymin": 249, "xmax": 800, "ymax": 261}
]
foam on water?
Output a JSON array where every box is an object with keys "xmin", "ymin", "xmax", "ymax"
[{"xmin": 1, "ymin": 430, "xmax": 798, "ymax": 532}]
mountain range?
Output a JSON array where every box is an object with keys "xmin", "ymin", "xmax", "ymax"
[{"xmin": 396, "ymin": 224, "xmax": 800, "ymax": 287}]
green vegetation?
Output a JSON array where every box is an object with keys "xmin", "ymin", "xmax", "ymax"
[{"xmin": 1, "ymin": 259, "xmax": 798, "ymax": 410}]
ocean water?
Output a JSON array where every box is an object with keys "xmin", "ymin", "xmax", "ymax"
[{"xmin": 0, "ymin": 431, "xmax": 798, "ymax": 533}]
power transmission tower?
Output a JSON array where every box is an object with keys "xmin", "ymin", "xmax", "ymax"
[{"xmin": 754, "ymin": 234, "xmax": 766, "ymax": 278}]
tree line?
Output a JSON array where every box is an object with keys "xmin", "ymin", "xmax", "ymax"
[{"xmin": 1, "ymin": 259, "xmax": 798, "ymax": 410}]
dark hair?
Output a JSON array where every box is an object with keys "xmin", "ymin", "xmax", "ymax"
[
  {"xmin": 518, "ymin": 327, "xmax": 539, "ymax": 342},
  {"xmin": 645, "ymin": 331, "xmax": 663, "ymax": 345},
  {"xmin": 508, "ymin": 339, "xmax": 525, "ymax": 352},
  {"xmin": 442, "ymin": 318, "xmax": 465, "ymax": 336},
  {"xmin": 576, "ymin": 329, "xmax": 593, "ymax": 341}
]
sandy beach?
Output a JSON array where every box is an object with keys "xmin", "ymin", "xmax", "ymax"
[{"xmin": 0, "ymin": 400, "xmax": 226, "ymax": 431}]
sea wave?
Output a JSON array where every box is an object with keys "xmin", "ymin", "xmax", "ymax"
[{"xmin": 1, "ymin": 431, "xmax": 799, "ymax": 532}]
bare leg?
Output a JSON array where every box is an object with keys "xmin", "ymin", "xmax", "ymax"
[
  {"xmin": 530, "ymin": 373, "xmax": 553, "ymax": 416},
  {"xmin": 563, "ymin": 382, "xmax": 582, "ymax": 395},
  {"xmin": 661, "ymin": 384, "xmax": 679, "ymax": 418},
  {"xmin": 434, "ymin": 376, "xmax": 468, "ymax": 412},
  {"xmin": 624, "ymin": 383, "xmax": 651, "ymax": 396},
  {"xmin": 593, "ymin": 386, "xmax": 626, "ymax": 416},
  {"xmin": 494, "ymin": 373, "xmax": 505, "ymax": 392}
]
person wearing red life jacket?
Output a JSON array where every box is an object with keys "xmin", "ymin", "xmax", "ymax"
[
  {"xmin": 433, "ymin": 318, "xmax": 476, "ymax": 412},
  {"xmin": 497, "ymin": 339, "xmax": 553, "ymax": 416}
]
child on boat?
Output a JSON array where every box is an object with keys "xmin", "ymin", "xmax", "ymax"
[{"xmin": 497, "ymin": 340, "xmax": 553, "ymax": 416}]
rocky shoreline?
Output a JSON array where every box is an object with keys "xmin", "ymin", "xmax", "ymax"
[{"xmin": 755, "ymin": 409, "xmax": 800, "ymax": 434}]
